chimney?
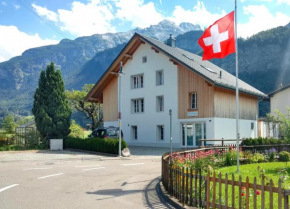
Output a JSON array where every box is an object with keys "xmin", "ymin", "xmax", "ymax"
[
  {"xmin": 219, "ymin": 71, "xmax": 222, "ymax": 78},
  {"xmin": 279, "ymin": 83, "xmax": 283, "ymax": 88},
  {"xmin": 166, "ymin": 34, "xmax": 176, "ymax": 47}
]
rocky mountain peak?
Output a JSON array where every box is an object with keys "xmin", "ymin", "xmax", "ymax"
[{"xmin": 179, "ymin": 22, "xmax": 202, "ymax": 32}]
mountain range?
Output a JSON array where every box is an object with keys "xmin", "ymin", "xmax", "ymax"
[
  {"xmin": 0, "ymin": 20, "xmax": 201, "ymax": 119},
  {"xmin": 0, "ymin": 20, "xmax": 290, "ymax": 123}
]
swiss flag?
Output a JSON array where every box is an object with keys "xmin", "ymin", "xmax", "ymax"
[{"xmin": 198, "ymin": 11, "xmax": 236, "ymax": 60}]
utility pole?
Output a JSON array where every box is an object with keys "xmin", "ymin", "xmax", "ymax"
[
  {"xmin": 169, "ymin": 109, "xmax": 172, "ymax": 155},
  {"xmin": 111, "ymin": 61, "xmax": 124, "ymax": 157}
]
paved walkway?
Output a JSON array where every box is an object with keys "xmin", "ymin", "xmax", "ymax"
[
  {"xmin": 129, "ymin": 146, "xmax": 180, "ymax": 159},
  {"xmin": 0, "ymin": 150, "xmax": 103, "ymax": 162}
]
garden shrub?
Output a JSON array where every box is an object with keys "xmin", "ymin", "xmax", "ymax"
[
  {"xmin": 249, "ymin": 153, "xmax": 265, "ymax": 163},
  {"xmin": 279, "ymin": 151, "xmax": 290, "ymax": 162},
  {"xmin": 269, "ymin": 152, "xmax": 276, "ymax": 162},
  {"xmin": 65, "ymin": 136, "xmax": 128, "ymax": 155},
  {"xmin": 225, "ymin": 151, "xmax": 237, "ymax": 166},
  {"xmin": 241, "ymin": 137, "xmax": 290, "ymax": 146}
]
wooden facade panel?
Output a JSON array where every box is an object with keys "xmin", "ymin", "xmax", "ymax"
[
  {"xmin": 103, "ymin": 76, "xmax": 118, "ymax": 121},
  {"xmin": 178, "ymin": 65, "xmax": 214, "ymax": 119},
  {"xmin": 214, "ymin": 87, "xmax": 258, "ymax": 120}
]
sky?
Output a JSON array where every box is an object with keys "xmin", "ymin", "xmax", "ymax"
[{"xmin": 0, "ymin": 0, "xmax": 290, "ymax": 62}]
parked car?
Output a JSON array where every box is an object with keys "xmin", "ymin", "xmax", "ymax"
[{"xmin": 88, "ymin": 127, "xmax": 123, "ymax": 139}]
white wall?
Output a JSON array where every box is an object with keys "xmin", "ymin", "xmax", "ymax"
[
  {"xmin": 104, "ymin": 121, "xmax": 118, "ymax": 127},
  {"xmin": 271, "ymin": 87, "xmax": 290, "ymax": 115},
  {"xmin": 105, "ymin": 42, "xmax": 259, "ymax": 148},
  {"xmin": 258, "ymin": 121, "xmax": 279, "ymax": 139},
  {"xmin": 213, "ymin": 118, "xmax": 257, "ymax": 142},
  {"xmin": 120, "ymin": 43, "xmax": 179, "ymax": 147}
]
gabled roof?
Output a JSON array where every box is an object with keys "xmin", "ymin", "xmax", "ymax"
[
  {"xmin": 268, "ymin": 83, "xmax": 290, "ymax": 97},
  {"xmin": 86, "ymin": 33, "xmax": 267, "ymax": 101}
]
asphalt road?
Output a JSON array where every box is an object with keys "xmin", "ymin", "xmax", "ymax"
[{"xmin": 0, "ymin": 151, "xmax": 175, "ymax": 209}]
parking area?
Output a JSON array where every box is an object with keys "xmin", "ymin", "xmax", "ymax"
[{"xmin": 0, "ymin": 150, "xmax": 174, "ymax": 209}]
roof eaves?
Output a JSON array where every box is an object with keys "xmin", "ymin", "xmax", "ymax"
[
  {"xmin": 214, "ymin": 82, "xmax": 268, "ymax": 98},
  {"xmin": 85, "ymin": 33, "xmax": 139, "ymax": 102},
  {"xmin": 268, "ymin": 84, "xmax": 290, "ymax": 97}
]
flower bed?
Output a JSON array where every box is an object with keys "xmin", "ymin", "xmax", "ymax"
[{"xmin": 162, "ymin": 146, "xmax": 290, "ymax": 208}]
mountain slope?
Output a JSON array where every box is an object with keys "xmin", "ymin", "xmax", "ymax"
[
  {"xmin": 70, "ymin": 30, "xmax": 204, "ymax": 90},
  {"xmin": 0, "ymin": 20, "xmax": 200, "ymax": 117}
]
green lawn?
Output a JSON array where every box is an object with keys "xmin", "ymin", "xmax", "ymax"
[
  {"xmin": 217, "ymin": 162, "xmax": 290, "ymax": 188},
  {"xmin": 213, "ymin": 162, "xmax": 290, "ymax": 208}
]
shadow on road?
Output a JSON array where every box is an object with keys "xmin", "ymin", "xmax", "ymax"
[{"xmin": 86, "ymin": 177, "xmax": 175, "ymax": 208}]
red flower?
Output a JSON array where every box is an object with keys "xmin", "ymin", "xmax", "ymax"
[
  {"xmin": 241, "ymin": 187, "xmax": 246, "ymax": 190},
  {"xmin": 256, "ymin": 190, "xmax": 260, "ymax": 195},
  {"xmin": 241, "ymin": 193, "xmax": 245, "ymax": 196}
]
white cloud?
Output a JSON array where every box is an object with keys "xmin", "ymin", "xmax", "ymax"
[
  {"xmin": 13, "ymin": 3, "xmax": 20, "ymax": 10},
  {"xmin": 1, "ymin": 1, "xmax": 6, "ymax": 6},
  {"xmin": 168, "ymin": 1, "xmax": 226, "ymax": 28},
  {"xmin": 32, "ymin": 0, "xmax": 164, "ymax": 36},
  {"xmin": 238, "ymin": 5, "xmax": 290, "ymax": 38},
  {"xmin": 32, "ymin": 0, "xmax": 116, "ymax": 37},
  {"xmin": 278, "ymin": 0, "xmax": 290, "ymax": 5},
  {"xmin": 115, "ymin": 0, "xmax": 164, "ymax": 28},
  {"xmin": 32, "ymin": 4, "xmax": 58, "ymax": 22},
  {"xmin": 0, "ymin": 25, "xmax": 59, "ymax": 62},
  {"xmin": 241, "ymin": 0, "xmax": 290, "ymax": 4}
]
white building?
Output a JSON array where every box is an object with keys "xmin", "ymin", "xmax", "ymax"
[
  {"xmin": 86, "ymin": 33, "xmax": 267, "ymax": 148},
  {"xmin": 259, "ymin": 84, "xmax": 290, "ymax": 138},
  {"xmin": 269, "ymin": 84, "xmax": 290, "ymax": 115}
]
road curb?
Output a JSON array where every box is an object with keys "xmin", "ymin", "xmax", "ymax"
[{"xmin": 158, "ymin": 181, "xmax": 197, "ymax": 209}]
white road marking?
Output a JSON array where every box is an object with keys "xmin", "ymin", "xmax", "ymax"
[
  {"xmin": 75, "ymin": 165, "xmax": 100, "ymax": 168},
  {"xmin": 0, "ymin": 184, "xmax": 19, "ymax": 193},
  {"xmin": 82, "ymin": 167, "xmax": 105, "ymax": 171},
  {"xmin": 121, "ymin": 163, "xmax": 145, "ymax": 166},
  {"xmin": 23, "ymin": 168, "xmax": 52, "ymax": 171},
  {"xmin": 37, "ymin": 173, "xmax": 64, "ymax": 180}
]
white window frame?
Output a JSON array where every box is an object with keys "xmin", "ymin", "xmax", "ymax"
[
  {"xmin": 131, "ymin": 126, "xmax": 138, "ymax": 140},
  {"xmin": 132, "ymin": 98, "xmax": 144, "ymax": 113},
  {"xmin": 156, "ymin": 96, "xmax": 164, "ymax": 112},
  {"xmin": 191, "ymin": 93, "xmax": 197, "ymax": 109},
  {"xmin": 131, "ymin": 74, "xmax": 144, "ymax": 89},
  {"xmin": 156, "ymin": 70, "xmax": 164, "ymax": 86},
  {"xmin": 157, "ymin": 125, "xmax": 164, "ymax": 141}
]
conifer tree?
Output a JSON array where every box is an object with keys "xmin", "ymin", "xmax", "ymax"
[{"xmin": 32, "ymin": 62, "xmax": 71, "ymax": 140}]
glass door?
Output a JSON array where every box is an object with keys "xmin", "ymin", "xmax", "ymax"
[
  {"xmin": 181, "ymin": 123, "xmax": 206, "ymax": 147},
  {"xmin": 187, "ymin": 125, "xmax": 194, "ymax": 146}
]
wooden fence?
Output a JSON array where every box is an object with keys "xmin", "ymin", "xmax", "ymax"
[{"xmin": 162, "ymin": 150, "xmax": 290, "ymax": 209}]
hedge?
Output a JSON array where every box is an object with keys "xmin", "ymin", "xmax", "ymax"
[
  {"xmin": 241, "ymin": 137, "xmax": 290, "ymax": 146},
  {"xmin": 65, "ymin": 137, "xmax": 128, "ymax": 155}
]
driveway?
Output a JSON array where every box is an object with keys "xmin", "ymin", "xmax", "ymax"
[{"xmin": 0, "ymin": 150, "xmax": 174, "ymax": 209}]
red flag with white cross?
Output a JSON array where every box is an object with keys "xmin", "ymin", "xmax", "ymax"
[{"xmin": 198, "ymin": 11, "xmax": 235, "ymax": 60}]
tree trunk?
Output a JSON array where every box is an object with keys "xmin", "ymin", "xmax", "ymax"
[{"xmin": 91, "ymin": 115, "xmax": 96, "ymax": 131}]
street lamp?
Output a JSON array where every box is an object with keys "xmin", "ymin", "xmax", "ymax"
[{"xmin": 111, "ymin": 61, "xmax": 124, "ymax": 157}]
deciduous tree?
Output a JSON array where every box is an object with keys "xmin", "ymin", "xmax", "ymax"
[{"xmin": 66, "ymin": 84, "xmax": 101, "ymax": 131}]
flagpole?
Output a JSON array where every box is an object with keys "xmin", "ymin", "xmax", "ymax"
[{"xmin": 234, "ymin": 0, "xmax": 240, "ymax": 173}]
